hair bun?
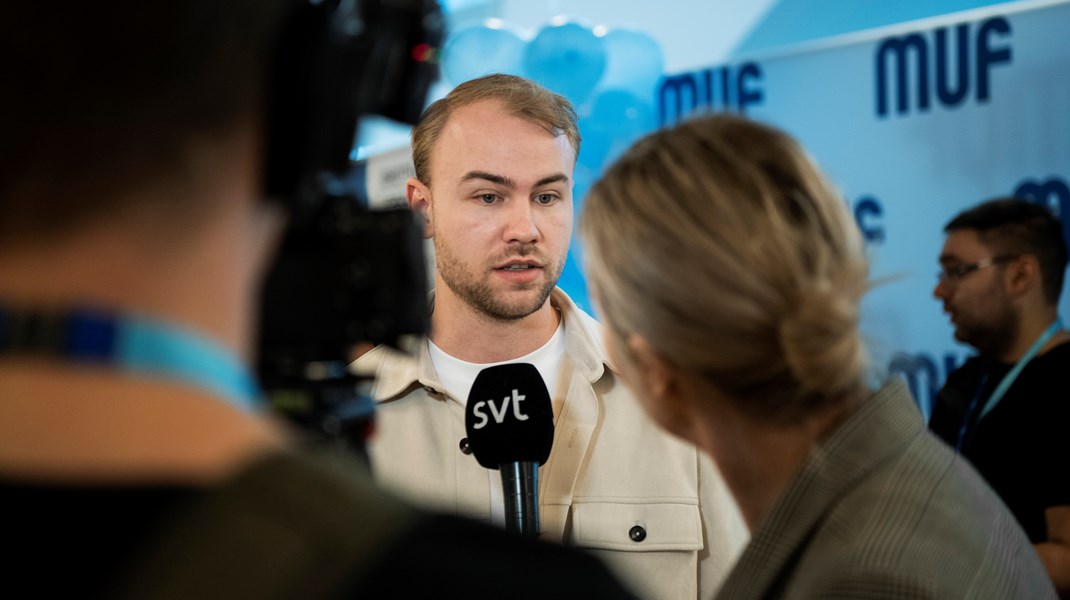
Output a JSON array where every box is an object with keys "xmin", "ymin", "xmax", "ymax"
[{"xmin": 778, "ymin": 279, "xmax": 865, "ymax": 396}]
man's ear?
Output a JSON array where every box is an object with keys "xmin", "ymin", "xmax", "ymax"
[
  {"xmin": 1006, "ymin": 254, "xmax": 1041, "ymax": 298},
  {"xmin": 406, "ymin": 177, "xmax": 433, "ymax": 239}
]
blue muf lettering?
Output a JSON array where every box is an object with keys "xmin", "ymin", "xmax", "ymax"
[
  {"xmin": 658, "ymin": 62, "xmax": 763, "ymax": 127},
  {"xmin": 1016, "ymin": 177, "xmax": 1070, "ymax": 214},
  {"xmin": 875, "ymin": 16, "xmax": 1012, "ymax": 117},
  {"xmin": 1015, "ymin": 176, "xmax": 1070, "ymax": 245},
  {"xmin": 853, "ymin": 195, "xmax": 885, "ymax": 245},
  {"xmin": 889, "ymin": 351, "xmax": 965, "ymax": 420}
]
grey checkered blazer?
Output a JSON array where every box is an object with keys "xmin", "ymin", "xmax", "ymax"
[{"xmin": 715, "ymin": 380, "xmax": 1057, "ymax": 599}]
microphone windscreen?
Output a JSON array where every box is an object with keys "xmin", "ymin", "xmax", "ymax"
[{"xmin": 464, "ymin": 363, "xmax": 554, "ymax": 469}]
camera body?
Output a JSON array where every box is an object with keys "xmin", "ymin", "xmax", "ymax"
[{"xmin": 258, "ymin": 0, "xmax": 442, "ymax": 452}]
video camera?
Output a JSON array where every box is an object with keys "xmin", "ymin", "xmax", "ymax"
[{"xmin": 257, "ymin": 0, "xmax": 443, "ymax": 456}]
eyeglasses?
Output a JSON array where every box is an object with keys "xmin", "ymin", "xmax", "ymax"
[{"xmin": 936, "ymin": 255, "xmax": 1018, "ymax": 284}]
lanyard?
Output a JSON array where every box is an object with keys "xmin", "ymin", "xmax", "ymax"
[
  {"xmin": 0, "ymin": 305, "xmax": 262, "ymax": 411},
  {"xmin": 954, "ymin": 368, "xmax": 989, "ymax": 452},
  {"xmin": 955, "ymin": 318, "xmax": 1062, "ymax": 451},
  {"xmin": 976, "ymin": 318, "xmax": 1062, "ymax": 422}
]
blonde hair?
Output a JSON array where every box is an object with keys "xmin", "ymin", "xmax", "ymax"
[
  {"xmin": 410, "ymin": 74, "xmax": 580, "ymax": 186},
  {"xmin": 580, "ymin": 114, "xmax": 868, "ymax": 422}
]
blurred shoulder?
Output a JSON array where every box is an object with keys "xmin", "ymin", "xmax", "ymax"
[{"xmin": 356, "ymin": 515, "xmax": 641, "ymax": 599}]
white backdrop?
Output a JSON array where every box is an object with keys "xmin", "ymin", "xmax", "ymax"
[{"xmin": 654, "ymin": 0, "xmax": 1070, "ymax": 416}]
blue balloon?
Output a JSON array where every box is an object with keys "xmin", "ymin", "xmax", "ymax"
[
  {"xmin": 522, "ymin": 18, "xmax": 607, "ymax": 105},
  {"xmin": 442, "ymin": 21, "xmax": 527, "ymax": 86},
  {"xmin": 571, "ymin": 163, "xmax": 598, "ymax": 210},
  {"xmin": 561, "ymin": 164, "xmax": 598, "ymax": 315},
  {"xmin": 599, "ymin": 28, "xmax": 664, "ymax": 99},
  {"xmin": 576, "ymin": 126, "xmax": 612, "ymax": 173},
  {"xmin": 577, "ymin": 89, "xmax": 657, "ymax": 171}
]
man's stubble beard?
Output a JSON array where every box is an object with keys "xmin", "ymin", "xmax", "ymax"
[
  {"xmin": 435, "ymin": 239, "xmax": 563, "ymax": 323},
  {"xmin": 954, "ymin": 291, "xmax": 1020, "ymax": 359}
]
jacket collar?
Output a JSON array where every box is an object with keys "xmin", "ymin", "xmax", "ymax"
[
  {"xmin": 366, "ymin": 288, "xmax": 610, "ymax": 402},
  {"xmin": 717, "ymin": 379, "xmax": 923, "ymax": 597}
]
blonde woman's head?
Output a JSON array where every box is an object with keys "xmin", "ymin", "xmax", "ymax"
[{"xmin": 580, "ymin": 114, "xmax": 868, "ymax": 424}]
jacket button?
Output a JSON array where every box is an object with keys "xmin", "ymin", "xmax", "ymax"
[
  {"xmin": 629, "ymin": 525, "xmax": 646, "ymax": 542},
  {"xmin": 459, "ymin": 437, "xmax": 472, "ymax": 455}
]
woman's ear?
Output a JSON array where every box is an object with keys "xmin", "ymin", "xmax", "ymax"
[
  {"xmin": 627, "ymin": 335, "xmax": 696, "ymax": 439},
  {"xmin": 627, "ymin": 335, "xmax": 673, "ymax": 402}
]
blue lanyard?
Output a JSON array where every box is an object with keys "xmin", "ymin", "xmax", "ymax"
[
  {"xmin": 956, "ymin": 317, "xmax": 1062, "ymax": 450},
  {"xmin": 954, "ymin": 368, "xmax": 989, "ymax": 452},
  {"xmin": 976, "ymin": 318, "xmax": 1062, "ymax": 422},
  {"xmin": 0, "ymin": 305, "xmax": 262, "ymax": 411}
]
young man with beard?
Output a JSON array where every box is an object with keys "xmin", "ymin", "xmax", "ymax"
[
  {"xmin": 930, "ymin": 197, "xmax": 1070, "ymax": 597},
  {"xmin": 354, "ymin": 74, "xmax": 748, "ymax": 600}
]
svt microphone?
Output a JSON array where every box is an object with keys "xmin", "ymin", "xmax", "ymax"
[{"xmin": 464, "ymin": 363, "xmax": 554, "ymax": 538}]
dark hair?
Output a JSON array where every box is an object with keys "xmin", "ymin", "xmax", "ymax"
[
  {"xmin": 0, "ymin": 1, "xmax": 287, "ymax": 244},
  {"xmin": 945, "ymin": 197, "xmax": 1069, "ymax": 303}
]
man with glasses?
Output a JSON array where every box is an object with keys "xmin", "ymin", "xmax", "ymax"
[{"xmin": 930, "ymin": 197, "xmax": 1070, "ymax": 597}]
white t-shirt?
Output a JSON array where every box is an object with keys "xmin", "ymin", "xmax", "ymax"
[{"xmin": 427, "ymin": 321, "xmax": 566, "ymax": 527}]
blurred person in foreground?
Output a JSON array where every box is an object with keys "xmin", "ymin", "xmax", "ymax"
[
  {"xmin": 929, "ymin": 197, "xmax": 1070, "ymax": 597},
  {"xmin": 0, "ymin": 2, "xmax": 636, "ymax": 598},
  {"xmin": 354, "ymin": 73, "xmax": 747, "ymax": 600},
  {"xmin": 578, "ymin": 113, "xmax": 1057, "ymax": 599}
]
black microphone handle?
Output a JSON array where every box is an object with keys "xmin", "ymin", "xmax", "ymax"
[{"xmin": 501, "ymin": 461, "xmax": 540, "ymax": 538}]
